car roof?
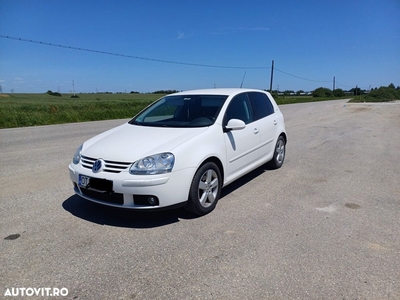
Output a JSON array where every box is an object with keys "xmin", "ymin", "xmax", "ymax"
[{"xmin": 171, "ymin": 88, "xmax": 270, "ymax": 96}]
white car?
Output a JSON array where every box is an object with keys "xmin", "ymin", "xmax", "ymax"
[{"xmin": 69, "ymin": 88, "xmax": 287, "ymax": 215}]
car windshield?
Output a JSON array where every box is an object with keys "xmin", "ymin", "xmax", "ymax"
[{"xmin": 129, "ymin": 95, "xmax": 228, "ymax": 127}]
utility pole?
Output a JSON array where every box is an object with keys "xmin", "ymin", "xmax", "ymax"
[
  {"xmin": 240, "ymin": 71, "xmax": 246, "ymax": 88},
  {"xmin": 269, "ymin": 60, "xmax": 274, "ymax": 93},
  {"xmin": 333, "ymin": 76, "xmax": 335, "ymax": 91},
  {"xmin": 72, "ymin": 80, "xmax": 76, "ymax": 96}
]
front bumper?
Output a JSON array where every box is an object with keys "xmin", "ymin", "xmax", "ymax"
[{"xmin": 69, "ymin": 163, "xmax": 194, "ymax": 209}]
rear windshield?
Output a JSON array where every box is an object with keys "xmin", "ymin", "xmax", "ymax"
[{"xmin": 129, "ymin": 95, "xmax": 228, "ymax": 127}]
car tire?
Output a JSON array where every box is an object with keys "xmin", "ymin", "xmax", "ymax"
[
  {"xmin": 186, "ymin": 162, "xmax": 222, "ymax": 216},
  {"xmin": 267, "ymin": 135, "xmax": 286, "ymax": 169}
]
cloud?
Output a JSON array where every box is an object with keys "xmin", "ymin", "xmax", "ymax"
[
  {"xmin": 177, "ymin": 32, "xmax": 185, "ymax": 39},
  {"xmin": 176, "ymin": 31, "xmax": 195, "ymax": 40},
  {"xmin": 245, "ymin": 27, "xmax": 270, "ymax": 31},
  {"xmin": 13, "ymin": 78, "xmax": 24, "ymax": 84},
  {"xmin": 211, "ymin": 26, "xmax": 270, "ymax": 35}
]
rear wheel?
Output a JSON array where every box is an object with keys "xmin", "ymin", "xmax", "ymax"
[
  {"xmin": 267, "ymin": 136, "xmax": 286, "ymax": 169},
  {"xmin": 186, "ymin": 162, "xmax": 222, "ymax": 215}
]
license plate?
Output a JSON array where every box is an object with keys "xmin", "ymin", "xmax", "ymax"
[
  {"xmin": 78, "ymin": 175, "xmax": 113, "ymax": 192},
  {"xmin": 79, "ymin": 174, "xmax": 91, "ymax": 187}
]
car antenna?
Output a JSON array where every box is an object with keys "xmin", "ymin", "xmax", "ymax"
[{"xmin": 240, "ymin": 71, "xmax": 246, "ymax": 88}]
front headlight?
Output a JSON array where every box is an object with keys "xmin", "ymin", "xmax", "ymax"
[
  {"xmin": 72, "ymin": 144, "xmax": 83, "ymax": 165},
  {"xmin": 129, "ymin": 152, "xmax": 175, "ymax": 175}
]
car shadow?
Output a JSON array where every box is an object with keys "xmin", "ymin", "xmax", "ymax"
[
  {"xmin": 62, "ymin": 163, "xmax": 273, "ymax": 228},
  {"xmin": 220, "ymin": 163, "xmax": 272, "ymax": 197},
  {"xmin": 62, "ymin": 195, "xmax": 195, "ymax": 228}
]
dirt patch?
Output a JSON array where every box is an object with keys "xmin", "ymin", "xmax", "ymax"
[
  {"xmin": 349, "ymin": 106, "xmax": 371, "ymax": 113},
  {"xmin": 0, "ymin": 94, "xmax": 10, "ymax": 98}
]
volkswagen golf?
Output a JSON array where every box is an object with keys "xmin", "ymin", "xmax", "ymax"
[{"xmin": 69, "ymin": 88, "xmax": 287, "ymax": 215}]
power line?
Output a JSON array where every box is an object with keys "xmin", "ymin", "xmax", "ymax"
[
  {"xmin": 0, "ymin": 34, "xmax": 269, "ymax": 70},
  {"xmin": 1, "ymin": 34, "xmax": 352, "ymax": 87},
  {"xmin": 336, "ymin": 81, "xmax": 369, "ymax": 90},
  {"xmin": 274, "ymin": 67, "xmax": 331, "ymax": 83},
  {"xmin": 336, "ymin": 81, "xmax": 357, "ymax": 89}
]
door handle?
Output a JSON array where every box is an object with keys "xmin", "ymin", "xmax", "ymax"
[
  {"xmin": 273, "ymin": 120, "xmax": 277, "ymax": 125},
  {"xmin": 253, "ymin": 128, "xmax": 259, "ymax": 134}
]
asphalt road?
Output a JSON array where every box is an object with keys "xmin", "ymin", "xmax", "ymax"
[{"xmin": 1, "ymin": 99, "xmax": 399, "ymax": 300}]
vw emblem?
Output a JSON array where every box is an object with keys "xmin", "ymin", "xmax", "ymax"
[{"xmin": 92, "ymin": 159, "xmax": 104, "ymax": 173}]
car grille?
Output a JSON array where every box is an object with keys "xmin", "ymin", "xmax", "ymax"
[{"xmin": 81, "ymin": 155, "xmax": 132, "ymax": 173}]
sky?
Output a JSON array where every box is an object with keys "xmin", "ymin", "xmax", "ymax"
[{"xmin": 0, "ymin": 0, "xmax": 399, "ymax": 93}]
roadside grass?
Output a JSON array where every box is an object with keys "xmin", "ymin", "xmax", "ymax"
[
  {"xmin": 349, "ymin": 84, "xmax": 400, "ymax": 102},
  {"xmin": 274, "ymin": 95, "xmax": 348, "ymax": 105},
  {"xmin": 348, "ymin": 96, "xmax": 398, "ymax": 103},
  {"xmin": 0, "ymin": 93, "xmax": 350, "ymax": 129},
  {"xmin": 0, "ymin": 93, "xmax": 162, "ymax": 128}
]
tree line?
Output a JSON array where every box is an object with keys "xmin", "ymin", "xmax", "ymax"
[
  {"xmin": 46, "ymin": 84, "xmax": 399, "ymax": 101},
  {"xmin": 271, "ymin": 83, "xmax": 399, "ymax": 100}
]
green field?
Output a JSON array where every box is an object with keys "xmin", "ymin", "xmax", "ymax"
[
  {"xmin": 0, "ymin": 93, "xmax": 347, "ymax": 129},
  {"xmin": 0, "ymin": 93, "xmax": 164, "ymax": 128}
]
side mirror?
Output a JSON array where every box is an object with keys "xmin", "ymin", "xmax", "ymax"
[{"xmin": 224, "ymin": 119, "xmax": 246, "ymax": 132}]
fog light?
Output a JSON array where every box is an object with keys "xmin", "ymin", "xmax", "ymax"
[
  {"xmin": 133, "ymin": 195, "xmax": 159, "ymax": 206},
  {"xmin": 148, "ymin": 196, "xmax": 158, "ymax": 206}
]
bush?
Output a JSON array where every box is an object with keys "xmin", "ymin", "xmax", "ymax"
[
  {"xmin": 349, "ymin": 83, "xmax": 400, "ymax": 102},
  {"xmin": 46, "ymin": 90, "xmax": 62, "ymax": 97},
  {"xmin": 312, "ymin": 87, "xmax": 333, "ymax": 97},
  {"xmin": 365, "ymin": 84, "xmax": 400, "ymax": 101},
  {"xmin": 333, "ymin": 89, "xmax": 345, "ymax": 97}
]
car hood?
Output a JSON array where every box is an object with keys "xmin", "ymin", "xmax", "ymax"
[{"xmin": 82, "ymin": 123, "xmax": 208, "ymax": 162}]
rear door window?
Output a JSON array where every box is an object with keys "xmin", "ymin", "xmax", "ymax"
[{"xmin": 247, "ymin": 92, "xmax": 274, "ymax": 121}]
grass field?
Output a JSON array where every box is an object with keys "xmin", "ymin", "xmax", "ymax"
[
  {"xmin": 0, "ymin": 93, "xmax": 163, "ymax": 128},
  {"xmin": 0, "ymin": 92, "xmax": 347, "ymax": 129}
]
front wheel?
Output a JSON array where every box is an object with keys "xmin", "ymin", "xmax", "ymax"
[
  {"xmin": 267, "ymin": 136, "xmax": 286, "ymax": 169},
  {"xmin": 186, "ymin": 162, "xmax": 222, "ymax": 216}
]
